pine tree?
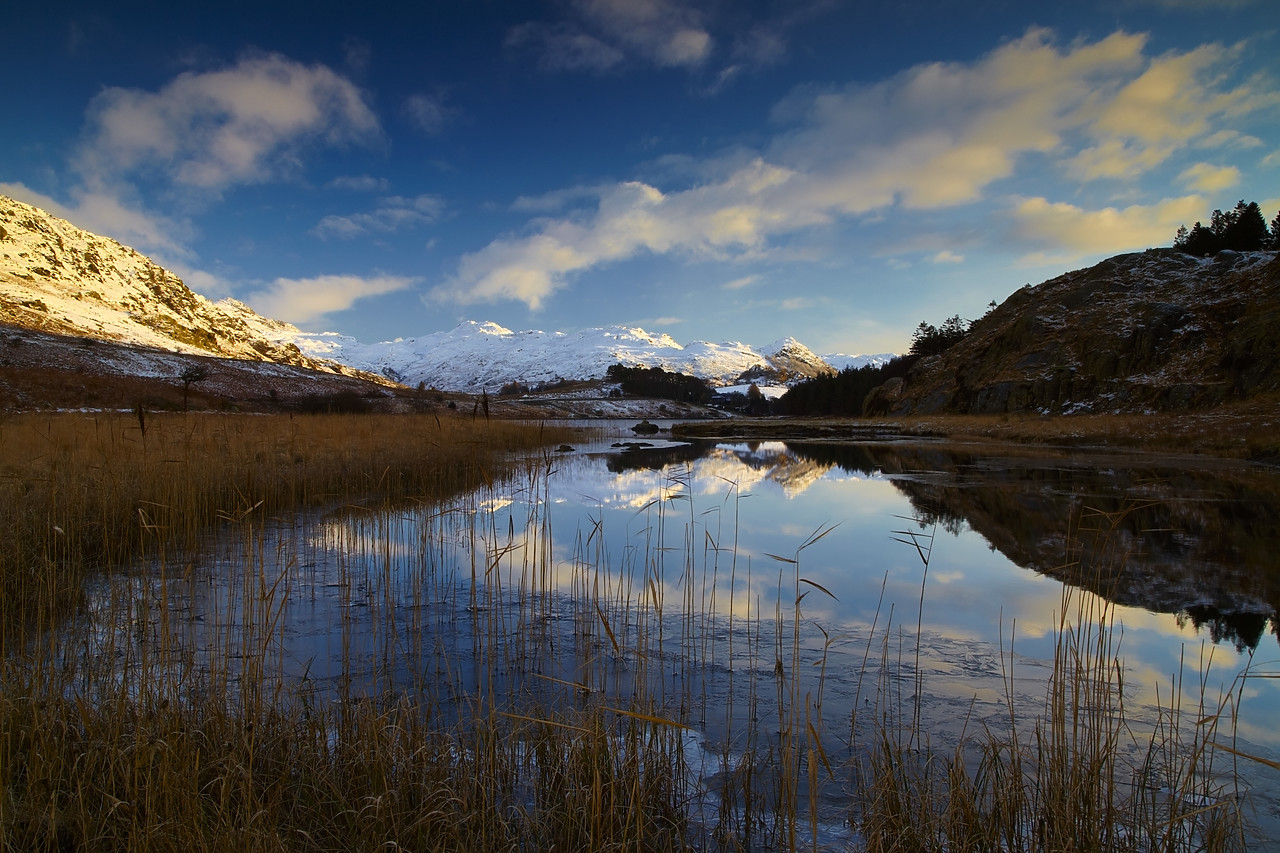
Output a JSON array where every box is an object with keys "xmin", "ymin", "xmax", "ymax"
[
  {"xmin": 1221, "ymin": 200, "xmax": 1267, "ymax": 251},
  {"xmin": 1269, "ymin": 211, "xmax": 1280, "ymax": 250}
]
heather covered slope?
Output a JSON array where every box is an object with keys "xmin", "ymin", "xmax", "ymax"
[{"xmin": 870, "ymin": 249, "xmax": 1280, "ymax": 416}]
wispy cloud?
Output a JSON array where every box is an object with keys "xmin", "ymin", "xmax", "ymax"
[
  {"xmin": 1178, "ymin": 162, "xmax": 1241, "ymax": 192},
  {"xmin": 1009, "ymin": 195, "xmax": 1205, "ymax": 264},
  {"xmin": 312, "ymin": 194, "xmax": 445, "ymax": 239},
  {"xmin": 402, "ymin": 93, "xmax": 452, "ymax": 135},
  {"xmin": 327, "ymin": 175, "xmax": 390, "ymax": 192},
  {"xmin": 505, "ymin": 22, "xmax": 625, "ymax": 72},
  {"xmin": 723, "ymin": 274, "xmax": 760, "ymax": 290},
  {"xmin": 507, "ymin": 0, "xmax": 711, "ymax": 72},
  {"xmin": 931, "ymin": 250, "xmax": 965, "ymax": 264},
  {"xmin": 245, "ymin": 274, "xmax": 417, "ymax": 325}
]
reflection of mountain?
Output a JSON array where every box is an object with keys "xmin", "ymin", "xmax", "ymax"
[
  {"xmin": 604, "ymin": 441, "xmax": 837, "ymax": 498},
  {"xmin": 782, "ymin": 443, "xmax": 1280, "ymax": 650}
]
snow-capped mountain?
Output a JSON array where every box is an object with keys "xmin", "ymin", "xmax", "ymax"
[
  {"xmin": 271, "ymin": 321, "xmax": 862, "ymax": 391},
  {"xmin": 0, "ymin": 194, "xmax": 894, "ymax": 391}
]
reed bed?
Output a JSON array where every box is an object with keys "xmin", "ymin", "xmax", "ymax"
[
  {"xmin": 0, "ymin": 410, "xmax": 572, "ymax": 631},
  {"xmin": 0, "ymin": 417, "xmax": 1258, "ymax": 851}
]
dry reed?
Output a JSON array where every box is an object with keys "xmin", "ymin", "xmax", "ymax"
[{"xmin": 0, "ymin": 415, "xmax": 1258, "ymax": 852}]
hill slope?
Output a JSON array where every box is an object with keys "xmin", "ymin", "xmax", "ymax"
[
  {"xmin": 870, "ymin": 248, "xmax": 1280, "ymax": 416},
  {"xmin": 0, "ymin": 195, "xmax": 393, "ymax": 385}
]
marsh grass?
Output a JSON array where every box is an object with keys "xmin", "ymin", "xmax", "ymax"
[
  {"xmin": 851, "ymin": 506, "xmax": 1250, "ymax": 853},
  {"xmin": 0, "ymin": 416, "xmax": 1260, "ymax": 851},
  {"xmin": 0, "ymin": 411, "xmax": 569, "ymax": 631}
]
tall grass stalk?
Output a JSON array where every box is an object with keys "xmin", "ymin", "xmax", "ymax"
[{"xmin": 0, "ymin": 418, "xmax": 1255, "ymax": 851}]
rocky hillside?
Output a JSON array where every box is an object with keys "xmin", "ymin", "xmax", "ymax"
[
  {"xmin": 0, "ymin": 195, "xmax": 388, "ymax": 385},
  {"xmin": 870, "ymin": 248, "xmax": 1280, "ymax": 415}
]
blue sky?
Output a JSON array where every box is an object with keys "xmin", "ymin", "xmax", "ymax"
[{"xmin": 3, "ymin": 0, "xmax": 1278, "ymax": 354}]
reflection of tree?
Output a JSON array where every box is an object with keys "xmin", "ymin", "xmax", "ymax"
[{"xmin": 1177, "ymin": 605, "xmax": 1273, "ymax": 653}]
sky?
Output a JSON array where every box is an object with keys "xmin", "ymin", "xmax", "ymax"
[{"xmin": 2, "ymin": 1, "xmax": 1278, "ymax": 355}]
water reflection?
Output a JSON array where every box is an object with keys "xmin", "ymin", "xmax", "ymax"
[{"xmin": 88, "ymin": 432, "xmax": 1280, "ymax": 846}]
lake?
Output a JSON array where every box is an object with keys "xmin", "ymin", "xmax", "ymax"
[{"xmin": 93, "ymin": 422, "xmax": 1280, "ymax": 848}]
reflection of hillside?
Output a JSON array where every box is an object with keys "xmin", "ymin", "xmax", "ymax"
[{"xmin": 792, "ymin": 444, "xmax": 1280, "ymax": 650}]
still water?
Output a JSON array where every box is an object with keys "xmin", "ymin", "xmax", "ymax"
[{"xmin": 111, "ymin": 424, "xmax": 1280, "ymax": 847}]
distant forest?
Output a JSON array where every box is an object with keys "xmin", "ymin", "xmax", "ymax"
[{"xmin": 607, "ymin": 363, "xmax": 713, "ymax": 404}]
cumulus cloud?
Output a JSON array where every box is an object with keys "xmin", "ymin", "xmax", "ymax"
[
  {"xmin": 440, "ymin": 28, "xmax": 1277, "ymax": 309},
  {"xmin": 312, "ymin": 194, "xmax": 445, "ymax": 239},
  {"xmin": 245, "ymin": 274, "xmax": 417, "ymax": 325},
  {"xmin": 1178, "ymin": 162, "xmax": 1241, "ymax": 192},
  {"xmin": 75, "ymin": 53, "xmax": 379, "ymax": 192},
  {"xmin": 1009, "ymin": 195, "xmax": 1205, "ymax": 263}
]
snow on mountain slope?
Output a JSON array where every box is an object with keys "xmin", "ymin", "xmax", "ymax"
[
  {"xmin": 1, "ymin": 194, "xmax": 896, "ymax": 393},
  {"xmin": 0, "ymin": 195, "xmax": 386, "ymax": 383}
]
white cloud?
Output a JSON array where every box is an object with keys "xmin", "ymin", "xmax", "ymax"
[
  {"xmin": 245, "ymin": 274, "xmax": 417, "ymax": 325},
  {"xmin": 931, "ymin": 250, "xmax": 965, "ymax": 264},
  {"xmin": 1178, "ymin": 162, "xmax": 1240, "ymax": 193},
  {"xmin": 1068, "ymin": 41, "xmax": 1277, "ymax": 180},
  {"xmin": 1009, "ymin": 195, "xmax": 1206, "ymax": 263},
  {"xmin": 438, "ymin": 28, "xmax": 1278, "ymax": 310},
  {"xmin": 76, "ymin": 53, "xmax": 379, "ymax": 192},
  {"xmin": 312, "ymin": 195, "xmax": 445, "ymax": 239}
]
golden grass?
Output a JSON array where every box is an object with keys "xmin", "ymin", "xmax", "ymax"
[{"xmin": 0, "ymin": 410, "xmax": 575, "ymax": 630}]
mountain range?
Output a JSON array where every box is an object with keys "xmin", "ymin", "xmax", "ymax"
[{"xmin": 0, "ymin": 194, "xmax": 889, "ymax": 397}]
